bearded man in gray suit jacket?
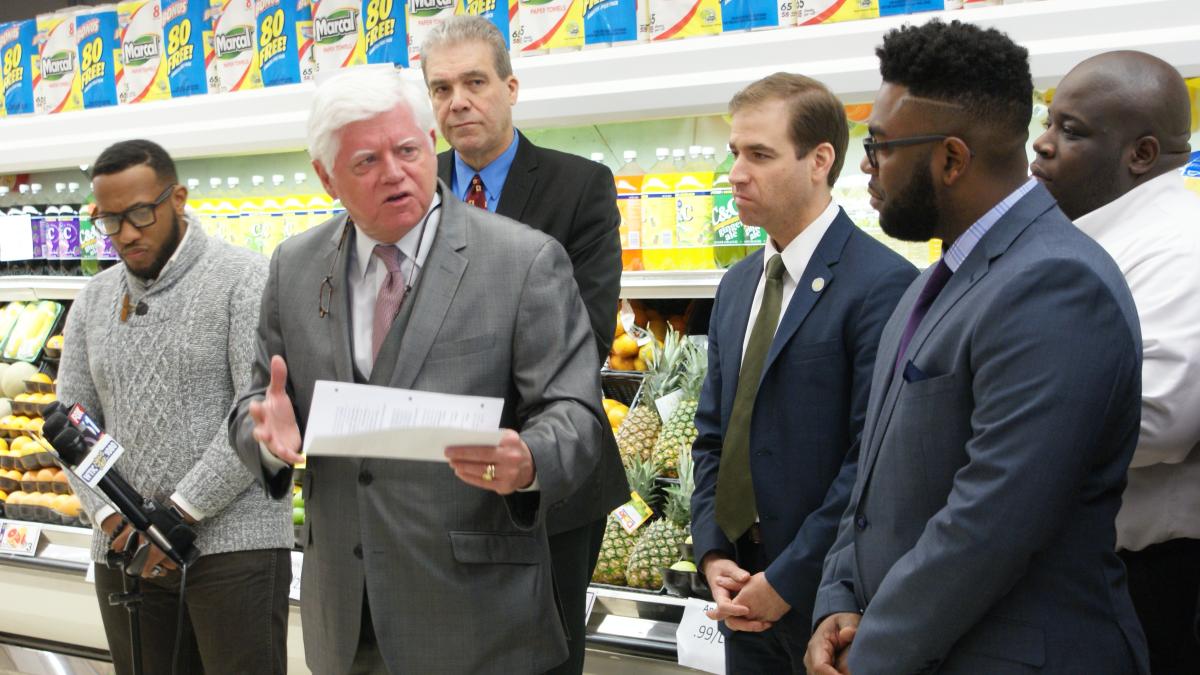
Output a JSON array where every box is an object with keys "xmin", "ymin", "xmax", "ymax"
[{"xmin": 228, "ymin": 67, "xmax": 606, "ymax": 674}]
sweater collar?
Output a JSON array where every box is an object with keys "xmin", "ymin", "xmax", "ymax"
[{"xmin": 124, "ymin": 212, "xmax": 208, "ymax": 298}]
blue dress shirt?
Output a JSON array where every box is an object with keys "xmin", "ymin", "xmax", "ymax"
[{"xmin": 450, "ymin": 128, "xmax": 520, "ymax": 213}]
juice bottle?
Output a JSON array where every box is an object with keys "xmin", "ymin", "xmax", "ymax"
[
  {"xmin": 260, "ymin": 174, "xmax": 287, "ymax": 255},
  {"xmin": 673, "ymin": 145, "xmax": 715, "ymax": 270},
  {"xmin": 712, "ymin": 146, "xmax": 745, "ymax": 268},
  {"xmin": 282, "ymin": 172, "xmax": 311, "ymax": 237},
  {"xmin": 239, "ymin": 175, "xmax": 266, "ymax": 253},
  {"xmin": 80, "ymin": 183, "xmax": 100, "ymax": 276},
  {"xmin": 31, "ymin": 185, "xmax": 58, "ymax": 274},
  {"xmin": 640, "ymin": 147, "xmax": 676, "ymax": 271},
  {"xmin": 614, "ymin": 150, "xmax": 644, "ymax": 271},
  {"xmin": 212, "ymin": 177, "xmax": 242, "ymax": 246},
  {"xmin": 58, "ymin": 183, "xmax": 83, "ymax": 276}
]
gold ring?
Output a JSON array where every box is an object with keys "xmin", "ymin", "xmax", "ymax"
[{"xmin": 483, "ymin": 464, "xmax": 496, "ymax": 482}]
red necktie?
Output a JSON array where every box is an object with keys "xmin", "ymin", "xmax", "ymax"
[
  {"xmin": 371, "ymin": 245, "xmax": 406, "ymax": 362},
  {"xmin": 466, "ymin": 174, "xmax": 487, "ymax": 209}
]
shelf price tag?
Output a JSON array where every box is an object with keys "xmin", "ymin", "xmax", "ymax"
[
  {"xmin": 0, "ymin": 520, "xmax": 42, "ymax": 557},
  {"xmin": 289, "ymin": 551, "xmax": 303, "ymax": 601},
  {"xmin": 676, "ymin": 598, "xmax": 726, "ymax": 674}
]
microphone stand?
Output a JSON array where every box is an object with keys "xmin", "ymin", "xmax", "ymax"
[{"xmin": 105, "ymin": 549, "xmax": 144, "ymax": 675}]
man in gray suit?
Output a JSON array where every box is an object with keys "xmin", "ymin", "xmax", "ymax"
[
  {"xmin": 804, "ymin": 20, "xmax": 1150, "ymax": 674},
  {"xmin": 228, "ymin": 66, "xmax": 606, "ymax": 673}
]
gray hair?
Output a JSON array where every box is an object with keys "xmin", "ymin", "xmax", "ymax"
[
  {"xmin": 306, "ymin": 66, "xmax": 436, "ymax": 171},
  {"xmin": 419, "ymin": 15, "xmax": 513, "ymax": 81}
]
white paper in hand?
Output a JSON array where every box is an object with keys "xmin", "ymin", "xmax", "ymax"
[
  {"xmin": 676, "ymin": 598, "xmax": 726, "ymax": 674},
  {"xmin": 302, "ymin": 381, "xmax": 504, "ymax": 460}
]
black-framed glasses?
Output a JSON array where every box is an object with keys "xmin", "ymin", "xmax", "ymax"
[
  {"xmin": 862, "ymin": 135, "xmax": 950, "ymax": 170},
  {"xmin": 93, "ymin": 184, "xmax": 176, "ymax": 236}
]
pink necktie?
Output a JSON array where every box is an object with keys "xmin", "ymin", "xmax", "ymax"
[{"xmin": 371, "ymin": 245, "xmax": 406, "ymax": 361}]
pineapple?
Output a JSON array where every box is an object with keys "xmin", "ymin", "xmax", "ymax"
[
  {"xmin": 615, "ymin": 330, "xmax": 685, "ymax": 467},
  {"xmin": 626, "ymin": 454, "xmax": 695, "ymax": 590},
  {"xmin": 592, "ymin": 459, "xmax": 660, "ymax": 586},
  {"xmin": 651, "ymin": 339, "xmax": 706, "ymax": 478}
]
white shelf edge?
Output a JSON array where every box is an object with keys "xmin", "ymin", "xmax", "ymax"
[
  {"xmin": 1, "ymin": 0, "xmax": 1196, "ymax": 172},
  {"xmin": 0, "ymin": 273, "xmax": 719, "ymax": 301},
  {"xmin": 0, "ymin": 276, "xmax": 87, "ymax": 301}
]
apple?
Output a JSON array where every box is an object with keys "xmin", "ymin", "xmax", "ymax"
[
  {"xmin": 670, "ymin": 560, "xmax": 697, "ymax": 573},
  {"xmin": 292, "ymin": 507, "xmax": 305, "ymax": 525}
]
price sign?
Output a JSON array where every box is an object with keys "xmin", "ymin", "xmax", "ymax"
[
  {"xmin": 289, "ymin": 551, "xmax": 303, "ymax": 601},
  {"xmin": 0, "ymin": 520, "xmax": 42, "ymax": 557},
  {"xmin": 584, "ymin": 590, "xmax": 597, "ymax": 624},
  {"xmin": 676, "ymin": 597, "xmax": 726, "ymax": 674}
]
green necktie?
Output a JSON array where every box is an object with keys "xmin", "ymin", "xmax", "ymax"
[{"xmin": 716, "ymin": 254, "xmax": 786, "ymax": 542}]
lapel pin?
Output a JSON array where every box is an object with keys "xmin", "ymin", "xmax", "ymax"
[{"xmin": 812, "ymin": 277, "xmax": 825, "ymax": 292}]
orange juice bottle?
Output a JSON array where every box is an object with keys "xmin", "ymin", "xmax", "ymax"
[
  {"xmin": 614, "ymin": 150, "xmax": 645, "ymax": 271},
  {"xmin": 640, "ymin": 147, "xmax": 677, "ymax": 271}
]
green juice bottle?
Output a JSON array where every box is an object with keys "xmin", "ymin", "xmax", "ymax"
[{"xmin": 711, "ymin": 146, "xmax": 746, "ymax": 268}]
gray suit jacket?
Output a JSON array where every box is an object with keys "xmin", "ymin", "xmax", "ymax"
[
  {"xmin": 814, "ymin": 184, "xmax": 1150, "ymax": 674},
  {"xmin": 228, "ymin": 185, "xmax": 606, "ymax": 674}
]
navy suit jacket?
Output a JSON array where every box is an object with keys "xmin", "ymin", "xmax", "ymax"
[
  {"xmin": 690, "ymin": 207, "xmax": 916, "ymax": 626},
  {"xmin": 815, "ymin": 184, "xmax": 1150, "ymax": 674}
]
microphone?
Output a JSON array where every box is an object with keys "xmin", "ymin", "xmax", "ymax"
[{"xmin": 41, "ymin": 404, "xmax": 200, "ymax": 570}]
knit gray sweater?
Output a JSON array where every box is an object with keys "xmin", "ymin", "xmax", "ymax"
[{"xmin": 57, "ymin": 220, "xmax": 293, "ymax": 561}]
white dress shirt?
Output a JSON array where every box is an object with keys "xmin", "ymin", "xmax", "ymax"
[
  {"xmin": 259, "ymin": 197, "xmax": 440, "ymax": 473},
  {"xmin": 742, "ymin": 197, "xmax": 839, "ymax": 362},
  {"xmin": 348, "ymin": 195, "xmax": 441, "ymax": 379},
  {"xmin": 1075, "ymin": 171, "xmax": 1200, "ymax": 551}
]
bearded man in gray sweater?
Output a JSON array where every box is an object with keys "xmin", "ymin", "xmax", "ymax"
[{"xmin": 56, "ymin": 139, "xmax": 293, "ymax": 675}]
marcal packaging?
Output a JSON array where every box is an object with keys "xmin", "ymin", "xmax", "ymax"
[
  {"xmin": 118, "ymin": 1, "xmax": 171, "ymax": 103},
  {"xmin": 407, "ymin": 0, "xmax": 455, "ymax": 63},
  {"xmin": 362, "ymin": 0, "xmax": 407, "ymax": 66},
  {"xmin": 798, "ymin": 0, "xmax": 878, "ymax": 24},
  {"xmin": 211, "ymin": 0, "xmax": 263, "ymax": 91},
  {"xmin": 35, "ymin": 12, "xmax": 83, "ymax": 114},
  {"xmin": 256, "ymin": 0, "xmax": 316, "ymax": 86},
  {"xmin": 456, "ymin": 0, "xmax": 516, "ymax": 49},
  {"xmin": 312, "ymin": 1, "xmax": 365, "ymax": 70},
  {"xmin": 1, "ymin": 20, "xmax": 38, "ymax": 116},
  {"xmin": 722, "ymin": 0, "xmax": 792, "ymax": 31},
  {"xmin": 879, "ymin": 0, "xmax": 942, "ymax": 15},
  {"xmin": 161, "ymin": 0, "xmax": 214, "ymax": 98},
  {"xmin": 649, "ymin": 0, "xmax": 720, "ymax": 41},
  {"xmin": 75, "ymin": 7, "xmax": 121, "ymax": 109},
  {"xmin": 516, "ymin": 0, "xmax": 582, "ymax": 52},
  {"xmin": 312, "ymin": 1, "xmax": 407, "ymax": 73},
  {"xmin": 583, "ymin": 0, "xmax": 647, "ymax": 45}
]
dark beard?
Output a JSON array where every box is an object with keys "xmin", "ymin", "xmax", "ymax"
[
  {"xmin": 127, "ymin": 211, "xmax": 183, "ymax": 280},
  {"xmin": 879, "ymin": 162, "xmax": 940, "ymax": 242}
]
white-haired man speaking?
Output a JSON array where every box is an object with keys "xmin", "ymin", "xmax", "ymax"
[{"xmin": 228, "ymin": 66, "xmax": 607, "ymax": 674}]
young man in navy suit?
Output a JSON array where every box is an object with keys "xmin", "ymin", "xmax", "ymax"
[
  {"xmin": 689, "ymin": 73, "xmax": 916, "ymax": 673},
  {"xmin": 806, "ymin": 21, "xmax": 1149, "ymax": 675}
]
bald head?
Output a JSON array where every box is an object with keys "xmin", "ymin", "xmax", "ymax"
[{"xmin": 1032, "ymin": 50, "xmax": 1193, "ymax": 219}]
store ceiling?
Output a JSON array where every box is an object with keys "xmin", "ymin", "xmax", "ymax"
[{"xmin": 0, "ymin": 1, "xmax": 108, "ymax": 22}]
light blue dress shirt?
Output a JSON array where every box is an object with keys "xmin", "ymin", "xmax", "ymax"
[{"xmin": 451, "ymin": 128, "xmax": 520, "ymax": 213}]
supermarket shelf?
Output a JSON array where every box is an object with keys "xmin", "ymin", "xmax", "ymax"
[
  {"xmin": 0, "ymin": 276, "xmax": 86, "ymax": 301},
  {"xmin": 2, "ymin": 0, "xmax": 1198, "ymax": 173},
  {"xmin": 621, "ymin": 270, "xmax": 725, "ymax": 298},
  {"xmin": 0, "ymin": 272, "xmax": 723, "ymax": 301}
]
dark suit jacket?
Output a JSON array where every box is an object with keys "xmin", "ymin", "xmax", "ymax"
[
  {"xmin": 815, "ymin": 184, "xmax": 1151, "ymax": 674},
  {"xmin": 690, "ymin": 208, "xmax": 917, "ymax": 627},
  {"xmin": 439, "ymin": 131, "xmax": 628, "ymax": 532}
]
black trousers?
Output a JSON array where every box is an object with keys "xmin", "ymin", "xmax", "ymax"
[
  {"xmin": 1119, "ymin": 538, "xmax": 1200, "ymax": 675},
  {"xmin": 542, "ymin": 517, "xmax": 607, "ymax": 675},
  {"xmin": 93, "ymin": 548, "xmax": 291, "ymax": 675}
]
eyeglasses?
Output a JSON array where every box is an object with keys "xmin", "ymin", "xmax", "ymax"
[
  {"xmin": 862, "ymin": 135, "xmax": 950, "ymax": 170},
  {"xmin": 93, "ymin": 184, "xmax": 176, "ymax": 236}
]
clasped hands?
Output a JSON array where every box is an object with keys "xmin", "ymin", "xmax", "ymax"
[
  {"xmin": 701, "ymin": 553, "xmax": 791, "ymax": 632},
  {"xmin": 250, "ymin": 356, "xmax": 536, "ymax": 494}
]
